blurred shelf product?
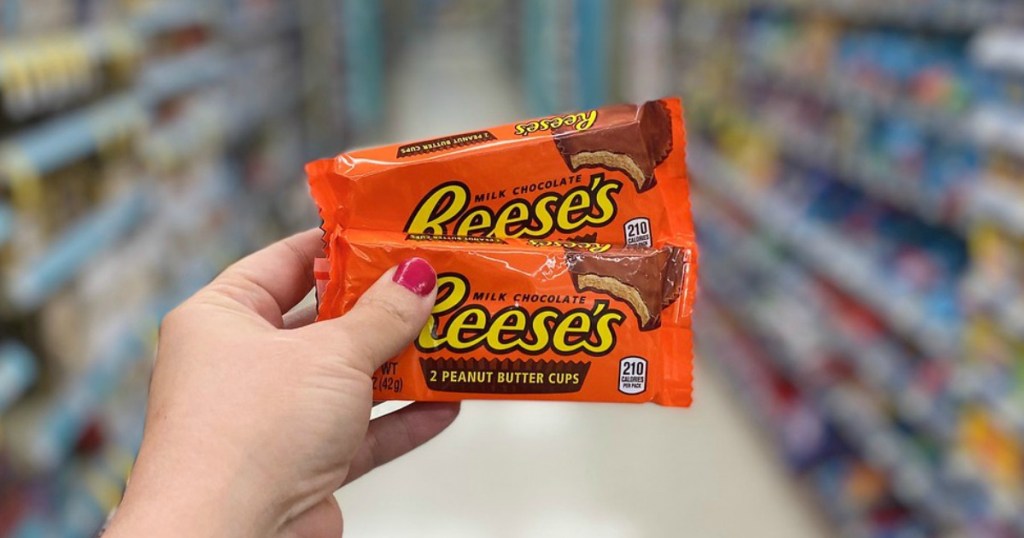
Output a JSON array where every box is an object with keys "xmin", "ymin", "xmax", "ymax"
[
  {"xmin": 0, "ymin": 341, "xmax": 37, "ymax": 413},
  {"xmin": 971, "ymin": 27, "xmax": 1024, "ymax": 74},
  {"xmin": 129, "ymin": 1, "xmax": 214, "ymax": 38},
  {"xmin": 965, "ymin": 179, "xmax": 1024, "ymax": 239},
  {"xmin": 969, "ymin": 105, "xmax": 1024, "ymax": 162}
]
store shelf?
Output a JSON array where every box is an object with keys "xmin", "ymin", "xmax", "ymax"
[
  {"xmin": 15, "ymin": 388, "xmax": 146, "ymax": 536},
  {"xmin": 701, "ymin": 278, "xmax": 954, "ymax": 527},
  {"xmin": 0, "ymin": 2, "xmax": 213, "ymax": 119},
  {"xmin": 970, "ymin": 105, "xmax": 1024, "ymax": 162},
  {"xmin": 741, "ymin": 61, "xmax": 970, "ymax": 149},
  {"xmin": 4, "ymin": 187, "xmax": 151, "ymax": 311},
  {"xmin": 953, "ymin": 373, "xmax": 1024, "ymax": 528},
  {"xmin": 0, "ymin": 1, "xmax": 348, "ymax": 533},
  {"xmin": 13, "ymin": 182, "xmax": 234, "ymax": 471},
  {"xmin": 0, "ymin": 26, "xmax": 139, "ymax": 77},
  {"xmin": 690, "ymin": 143, "xmax": 960, "ymax": 359},
  {"xmin": 828, "ymin": 325, "xmax": 951, "ymax": 434},
  {"xmin": 137, "ymin": 46, "xmax": 229, "ymax": 105},
  {"xmin": 0, "ymin": 93, "xmax": 144, "ymax": 182},
  {"xmin": 678, "ymin": 0, "xmax": 1024, "ymax": 533},
  {"xmin": 963, "ymin": 275, "xmax": 1024, "ymax": 340},
  {"xmin": 697, "ymin": 301, "xmax": 873, "ymax": 537},
  {"xmin": 0, "ymin": 203, "xmax": 12, "ymax": 247},
  {"xmin": 958, "ymin": 366, "xmax": 1024, "ymax": 439},
  {"xmin": 22, "ymin": 325, "xmax": 147, "ymax": 472},
  {"xmin": 697, "ymin": 153, "xmax": 1021, "ymax": 533},
  {"xmin": 0, "ymin": 46, "xmax": 232, "ymax": 185},
  {"xmin": 1, "ymin": 70, "xmax": 301, "ymax": 312},
  {"xmin": 955, "ymin": 275, "xmax": 1024, "ymax": 445},
  {"xmin": 697, "ymin": 306, "xmax": 788, "ymax": 438},
  {"xmin": 140, "ymin": 104, "xmax": 225, "ymax": 168},
  {"xmin": 222, "ymin": 4, "xmax": 303, "ymax": 44},
  {"xmin": 140, "ymin": 83, "xmax": 302, "ymax": 171},
  {"xmin": 0, "ymin": 24, "xmax": 140, "ymax": 118},
  {"xmin": 737, "ymin": 0, "xmax": 1019, "ymax": 31},
  {"xmin": 131, "ymin": 1, "xmax": 215, "ymax": 38},
  {"xmin": 964, "ymin": 178, "xmax": 1024, "ymax": 241},
  {"xmin": 758, "ymin": 111, "xmax": 956, "ymax": 228},
  {"xmin": 0, "ymin": 341, "xmax": 37, "ymax": 413},
  {"xmin": 699, "ymin": 199, "xmax": 954, "ymax": 440},
  {"xmin": 735, "ymin": 59, "xmax": 973, "ymax": 228}
]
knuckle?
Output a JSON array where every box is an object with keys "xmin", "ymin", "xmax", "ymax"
[
  {"xmin": 362, "ymin": 296, "xmax": 416, "ymax": 330},
  {"xmin": 160, "ymin": 302, "xmax": 192, "ymax": 334},
  {"xmin": 342, "ymin": 336, "xmax": 386, "ymax": 373},
  {"xmin": 205, "ymin": 276, "xmax": 261, "ymax": 310},
  {"xmin": 306, "ymin": 328, "xmax": 374, "ymax": 373}
]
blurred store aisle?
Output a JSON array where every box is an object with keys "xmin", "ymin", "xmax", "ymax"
[{"xmin": 335, "ymin": 28, "xmax": 827, "ymax": 538}]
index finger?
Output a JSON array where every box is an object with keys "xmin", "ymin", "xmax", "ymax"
[{"xmin": 204, "ymin": 228, "xmax": 323, "ymax": 325}]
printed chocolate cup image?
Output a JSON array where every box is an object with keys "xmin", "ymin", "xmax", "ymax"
[
  {"xmin": 554, "ymin": 100, "xmax": 673, "ymax": 193},
  {"xmin": 566, "ymin": 246, "xmax": 687, "ymax": 331}
]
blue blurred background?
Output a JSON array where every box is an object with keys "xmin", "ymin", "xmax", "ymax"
[{"xmin": 2, "ymin": 0, "xmax": 1024, "ymax": 536}]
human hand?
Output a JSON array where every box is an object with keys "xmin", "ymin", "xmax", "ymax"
[{"xmin": 104, "ymin": 229, "xmax": 460, "ymax": 537}]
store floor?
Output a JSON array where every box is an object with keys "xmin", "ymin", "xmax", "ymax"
[{"xmin": 334, "ymin": 30, "xmax": 828, "ymax": 538}]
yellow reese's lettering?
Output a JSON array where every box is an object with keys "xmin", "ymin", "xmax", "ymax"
[
  {"xmin": 405, "ymin": 174, "xmax": 621, "ymax": 238},
  {"xmin": 416, "ymin": 274, "xmax": 623, "ymax": 356},
  {"xmin": 513, "ymin": 109, "xmax": 598, "ymax": 136}
]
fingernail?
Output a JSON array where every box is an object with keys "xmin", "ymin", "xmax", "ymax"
[{"xmin": 392, "ymin": 258, "xmax": 436, "ymax": 297}]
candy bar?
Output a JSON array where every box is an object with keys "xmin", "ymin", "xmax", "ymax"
[
  {"xmin": 317, "ymin": 230, "xmax": 695, "ymax": 406},
  {"xmin": 307, "ymin": 98, "xmax": 693, "ymax": 248}
]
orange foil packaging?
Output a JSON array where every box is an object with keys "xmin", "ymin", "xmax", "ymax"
[{"xmin": 308, "ymin": 98, "xmax": 698, "ymax": 407}]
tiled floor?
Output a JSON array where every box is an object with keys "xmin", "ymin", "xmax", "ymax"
[{"xmin": 335, "ymin": 29, "xmax": 828, "ymax": 538}]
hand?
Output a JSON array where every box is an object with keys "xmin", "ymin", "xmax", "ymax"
[{"xmin": 104, "ymin": 229, "xmax": 460, "ymax": 537}]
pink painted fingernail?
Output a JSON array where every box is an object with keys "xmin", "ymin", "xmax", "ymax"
[{"xmin": 392, "ymin": 258, "xmax": 436, "ymax": 297}]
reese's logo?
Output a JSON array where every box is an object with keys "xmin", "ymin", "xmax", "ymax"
[
  {"xmin": 416, "ymin": 274, "xmax": 624, "ymax": 356},
  {"xmin": 514, "ymin": 110, "xmax": 598, "ymax": 137},
  {"xmin": 404, "ymin": 173, "xmax": 621, "ymax": 238}
]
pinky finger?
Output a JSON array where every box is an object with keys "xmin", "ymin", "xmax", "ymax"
[{"xmin": 343, "ymin": 402, "xmax": 461, "ymax": 486}]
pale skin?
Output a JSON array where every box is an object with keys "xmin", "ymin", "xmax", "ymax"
[{"xmin": 104, "ymin": 229, "xmax": 459, "ymax": 537}]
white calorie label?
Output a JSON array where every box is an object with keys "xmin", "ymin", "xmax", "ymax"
[
  {"xmin": 619, "ymin": 357, "xmax": 648, "ymax": 395},
  {"xmin": 624, "ymin": 217, "xmax": 652, "ymax": 247}
]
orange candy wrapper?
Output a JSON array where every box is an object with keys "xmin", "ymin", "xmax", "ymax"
[{"xmin": 308, "ymin": 97, "xmax": 699, "ymax": 406}]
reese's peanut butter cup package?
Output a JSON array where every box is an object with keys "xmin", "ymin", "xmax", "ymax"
[
  {"xmin": 307, "ymin": 98, "xmax": 693, "ymax": 248},
  {"xmin": 317, "ymin": 232, "xmax": 696, "ymax": 406},
  {"xmin": 307, "ymin": 97, "xmax": 699, "ymax": 407}
]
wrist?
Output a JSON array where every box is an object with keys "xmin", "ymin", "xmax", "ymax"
[
  {"xmin": 105, "ymin": 480, "xmax": 270, "ymax": 538},
  {"xmin": 105, "ymin": 445, "xmax": 284, "ymax": 537}
]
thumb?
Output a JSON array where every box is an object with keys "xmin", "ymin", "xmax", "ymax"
[{"xmin": 301, "ymin": 258, "xmax": 437, "ymax": 374}]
